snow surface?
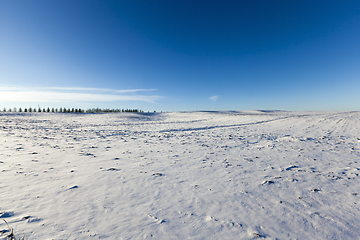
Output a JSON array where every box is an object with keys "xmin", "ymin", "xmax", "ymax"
[{"xmin": 0, "ymin": 111, "xmax": 359, "ymax": 239}]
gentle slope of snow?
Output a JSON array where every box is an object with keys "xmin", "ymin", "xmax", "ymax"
[{"xmin": 1, "ymin": 111, "xmax": 359, "ymax": 239}]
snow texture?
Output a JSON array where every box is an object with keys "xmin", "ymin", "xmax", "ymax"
[{"xmin": 0, "ymin": 111, "xmax": 359, "ymax": 239}]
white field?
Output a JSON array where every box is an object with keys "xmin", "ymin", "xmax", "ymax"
[{"xmin": 0, "ymin": 111, "xmax": 359, "ymax": 240}]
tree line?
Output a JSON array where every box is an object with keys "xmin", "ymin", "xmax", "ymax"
[{"xmin": 1, "ymin": 107, "xmax": 144, "ymax": 113}]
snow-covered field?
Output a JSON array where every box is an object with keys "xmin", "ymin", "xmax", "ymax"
[{"xmin": 1, "ymin": 111, "xmax": 359, "ymax": 239}]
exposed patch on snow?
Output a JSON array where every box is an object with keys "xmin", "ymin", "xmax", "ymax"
[{"xmin": 0, "ymin": 111, "xmax": 359, "ymax": 239}]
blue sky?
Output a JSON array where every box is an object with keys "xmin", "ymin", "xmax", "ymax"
[{"xmin": 1, "ymin": 0, "xmax": 360, "ymax": 111}]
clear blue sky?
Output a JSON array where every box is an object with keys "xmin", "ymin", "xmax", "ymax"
[{"xmin": 1, "ymin": 0, "xmax": 360, "ymax": 111}]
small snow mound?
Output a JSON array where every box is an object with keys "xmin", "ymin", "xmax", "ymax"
[
  {"xmin": 26, "ymin": 217, "xmax": 42, "ymax": 223},
  {"xmin": 148, "ymin": 214, "xmax": 165, "ymax": 224},
  {"xmin": 247, "ymin": 227, "xmax": 266, "ymax": 238},
  {"xmin": 205, "ymin": 216, "xmax": 214, "ymax": 222}
]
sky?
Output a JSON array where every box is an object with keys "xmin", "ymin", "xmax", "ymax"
[{"xmin": 1, "ymin": 0, "xmax": 360, "ymax": 112}]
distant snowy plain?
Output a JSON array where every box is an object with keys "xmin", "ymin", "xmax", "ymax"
[{"xmin": 1, "ymin": 111, "xmax": 359, "ymax": 239}]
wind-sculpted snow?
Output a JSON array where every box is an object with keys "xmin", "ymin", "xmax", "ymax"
[{"xmin": 0, "ymin": 111, "xmax": 359, "ymax": 239}]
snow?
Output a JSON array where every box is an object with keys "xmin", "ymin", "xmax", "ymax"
[{"xmin": 0, "ymin": 111, "xmax": 359, "ymax": 239}]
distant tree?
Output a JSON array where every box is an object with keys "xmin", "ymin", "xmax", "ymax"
[
  {"xmin": 28, "ymin": 107, "xmax": 32, "ymax": 112},
  {"xmin": 47, "ymin": 107, "xmax": 50, "ymax": 112},
  {"xmin": 71, "ymin": 108, "xmax": 74, "ymax": 113},
  {"xmin": 3, "ymin": 108, "xmax": 6, "ymax": 112},
  {"xmin": 24, "ymin": 108, "xmax": 27, "ymax": 112},
  {"xmin": 38, "ymin": 108, "xmax": 41, "ymax": 112},
  {"xmin": 13, "ymin": 107, "xmax": 17, "ymax": 112},
  {"xmin": 19, "ymin": 108, "xmax": 22, "ymax": 112},
  {"xmin": 34, "ymin": 108, "xmax": 37, "ymax": 112},
  {"xmin": 59, "ymin": 107, "xmax": 63, "ymax": 112},
  {"xmin": 51, "ymin": 108, "xmax": 54, "ymax": 112},
  {"xmin": 55, "ymin": 108, "xmax": 58, "ymax": 112},
  {"xmin": 8, "ymin": 108, "xmax": 12, "ymax": 112}
]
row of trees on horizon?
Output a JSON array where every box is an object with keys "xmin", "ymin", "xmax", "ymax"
[{"xmin": 1, "ymin": 107, "xmax": 145, "ymax": 113}]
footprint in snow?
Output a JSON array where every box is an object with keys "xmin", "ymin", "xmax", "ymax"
[
  {"xmin": 205, "ymin": 216, "xmax": 242, "ymax": 228},
  {"xmin": 0, "ymin": 211, "xmax": 15, "ymax": 218},
  {"xmin": 67, "ymin": 186, "xmax": 79, "ymax": 190},
  {"xmin": 106, "ymin": 168, "xmax": 120, "ymax": 171},
  {"xmin": 261, "ymin": 180, "xmax": 274, "ymax": 185},
  {"xmin": 153, "ymin": 172, "xmax": 163, "ymax": 176},
  {"xmin": 285, "ymin": 165, "xmax": 299, "ymax": 171},
  {"xmin": 287, "ymin": 178, "xmax": 298, "ymax": 182}
]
